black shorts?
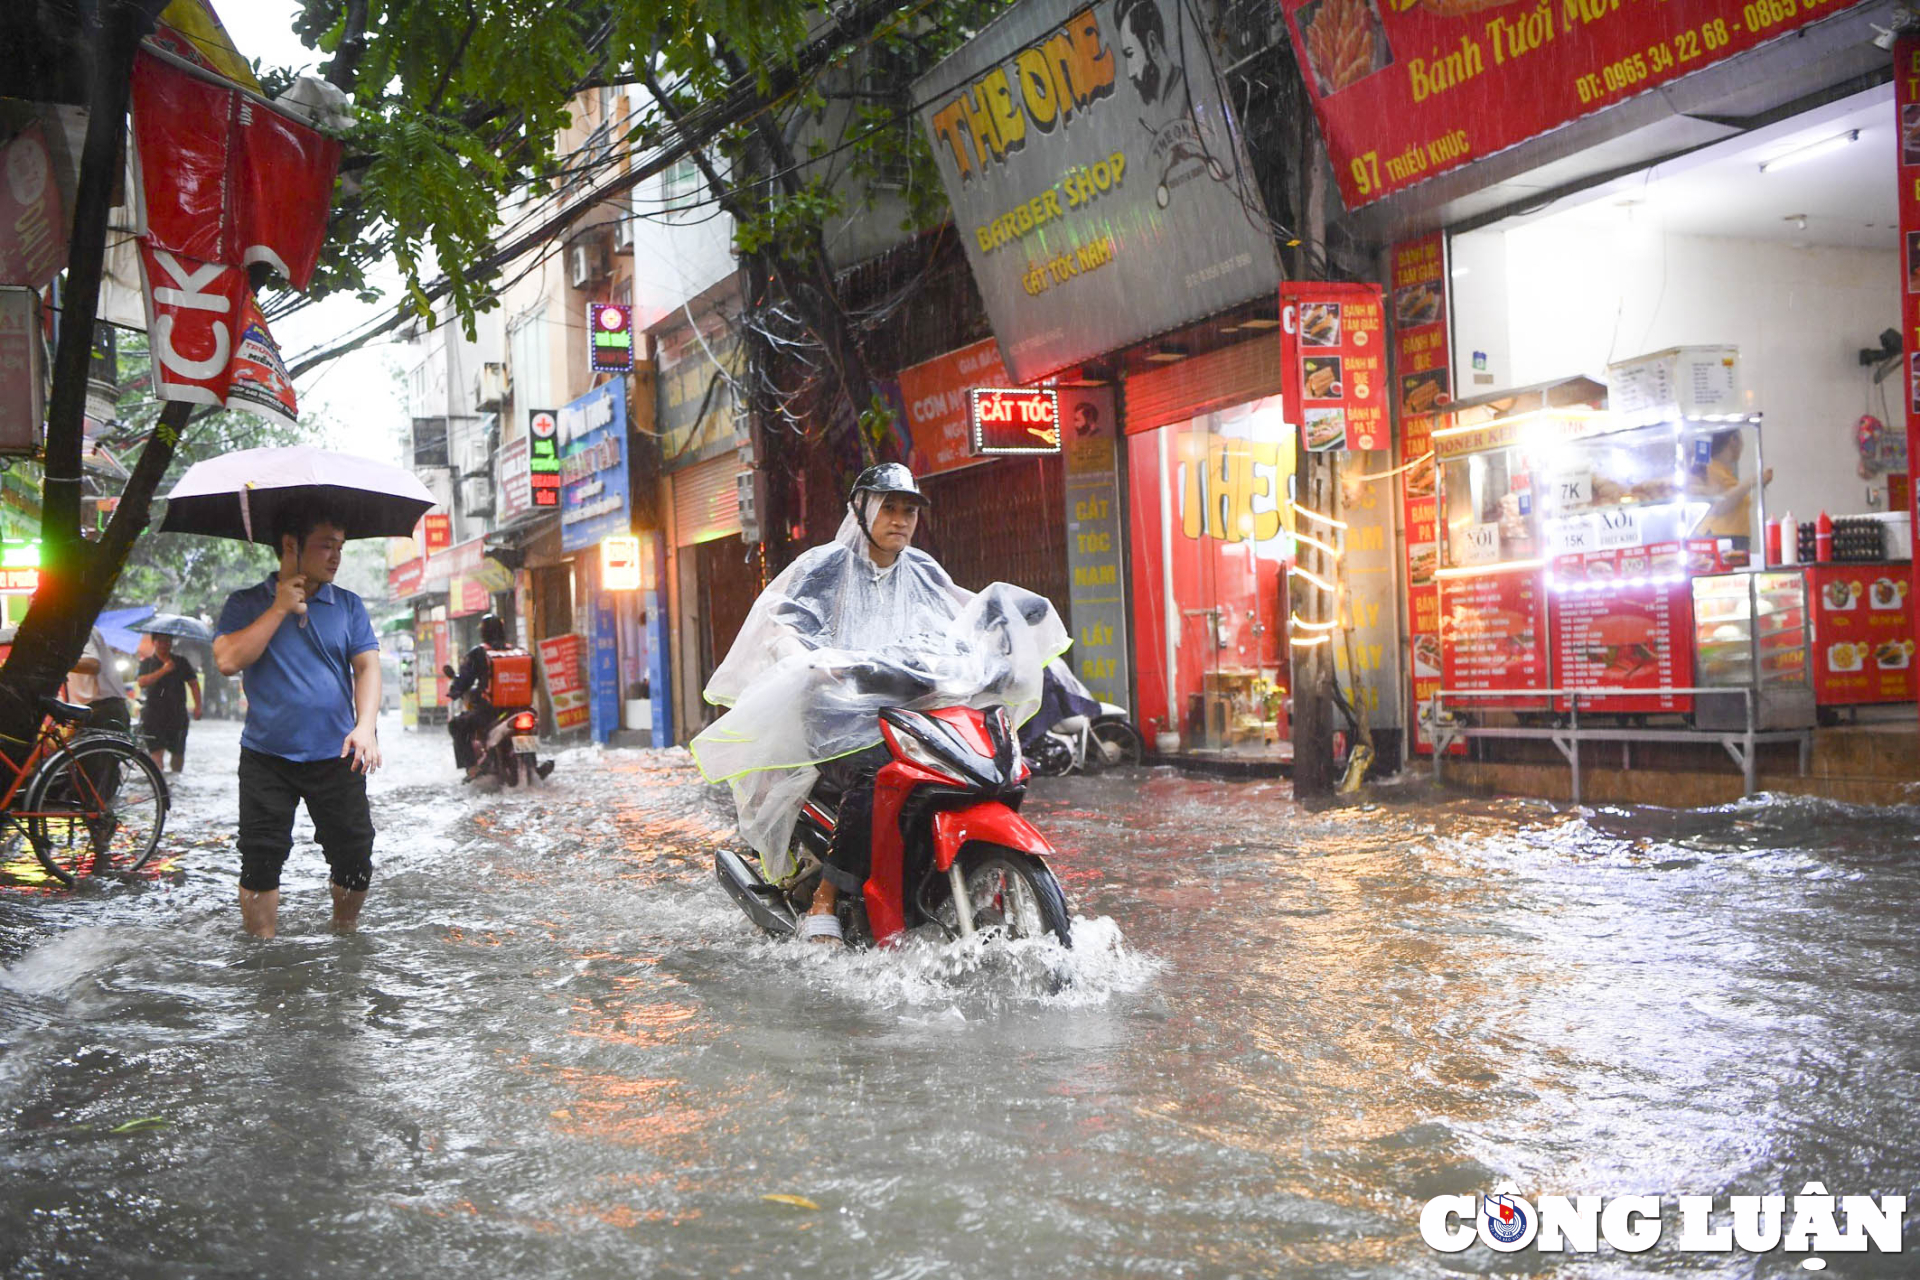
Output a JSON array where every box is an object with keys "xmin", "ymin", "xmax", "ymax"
[
  {"xmin": 143, "ymin": 721, "xmax": 188, "ymax": 756},
  {"xmin": 237, "ymin": 748, "xmax": 375, "ymax": 893}
]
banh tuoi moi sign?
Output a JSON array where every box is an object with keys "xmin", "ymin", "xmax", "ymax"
[
  {"xmin": 915, "ymin": 0, "xmax": 1281, "ymax": 384},
  {"xmin": 1281, "ymin": 0, "xmax": 1872, "ymax": 210}
]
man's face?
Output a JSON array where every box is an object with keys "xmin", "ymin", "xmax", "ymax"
[
  {"xmin": 869, "ymin": 493, "xmax": 921, "ymax": 557},
  {"xmin": 1120, "ymin": 17, "xmax": 1162, "ymax": 103},
  {"xmin": 289, "ymin": 522, "xmax": 347, "ymax": 586},
  {"xmin": 153, "ymin": 636, "xmax": 172, "ymax": 660}
]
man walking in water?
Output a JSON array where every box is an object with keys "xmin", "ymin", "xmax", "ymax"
[{"xmin": 213, "ymin": 502, "xmax": 382, "ymax": 938}]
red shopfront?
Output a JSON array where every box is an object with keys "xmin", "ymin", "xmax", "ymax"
[{"xmin": 1124, "ymin": 338, "xmax": 1295, "ymax": 755}]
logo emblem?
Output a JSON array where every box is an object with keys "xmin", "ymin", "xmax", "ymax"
[{"xmin": 1484, "ymin": 1186, "xmax": 1531, "ymax": 1247}]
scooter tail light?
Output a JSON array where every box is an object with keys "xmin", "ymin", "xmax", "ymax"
[{"xmin": 511, "ymin": 712, "xmax": 537, "ymax": 732}]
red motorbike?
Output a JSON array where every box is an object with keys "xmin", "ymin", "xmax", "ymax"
[{"xmin": 716, "ymin": 703, "xmax": 1072, "ymax": 948}]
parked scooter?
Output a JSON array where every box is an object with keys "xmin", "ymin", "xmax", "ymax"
[
  {"xmin": 462, "ymin": 705, "xmax": 549, "ymax": 787},
  {"xmin": 1021, "ymin": 659, "xmax": 1144, "ymax": 776},
  {"xmin": 716, "ymin": 699, "xmax": 1073, "ymax": 948}
]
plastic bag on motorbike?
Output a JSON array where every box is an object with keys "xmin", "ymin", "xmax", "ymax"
[{"xmin": 692, "ymin": 505, "xmax": 1068, "ymax": 880}]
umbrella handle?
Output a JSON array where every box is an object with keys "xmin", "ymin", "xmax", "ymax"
[{"xmin": 239, "ymin": 488, "xmax": 254, "ymax": 544}]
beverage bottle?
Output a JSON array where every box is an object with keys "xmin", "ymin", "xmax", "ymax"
[
  {"xmin": 1815, "ymin": 511, "xmax": 1833, "ymax": 562},
  {"xmin": 1779, "ymin": 510, "xmax": 1797, "ymax": 565}
]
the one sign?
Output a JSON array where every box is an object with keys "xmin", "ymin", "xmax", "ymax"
[
  {"xmin": 1282, "ymin": 0, "xmax": 1871, "ymax": 210},
  {"xmin": 1280, "ymin": 281, "xmax": 1387, "ymax": 453},
  {"xmin": 1061, "ymin": 386, "xmax": 1129, "ymax": 707},
  {"xmin": 914, "ymin": 0, "xmax": 1281, "ymax": 384},
  {"xmin": 898, "ymin": 339, "xmax": 1011, "ymax": 475},
  {"xmin": 558, "ymin": 378, "xmax": 630, "ymax": 553},
  {"xmin": 970, "ymin": 387, "xmax": 1060, "ymax": 455},
  {"xmin": 601, "ymin": 535, "xmax": 643, "ymax": 590},
  {"xmin": 0, "ymin": 288, "xmax": 45, "ymax": 455},
  {"xmin": 588, "ymin": 303, "xmax": 634, "ymax": 372},
  {"xmin": 529, "ymin": 408, "xmax": 562, "ymax": 508}
]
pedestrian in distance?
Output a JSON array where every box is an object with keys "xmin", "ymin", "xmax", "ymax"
[
  {"xmin": 213, "ymin": 502, "xmax": 382, "ymax": 939},
  {"xmin": 135, "ymin": 632, "xmax": 201, "ymax": 773}
]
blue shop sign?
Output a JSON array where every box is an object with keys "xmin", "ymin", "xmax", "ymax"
[{"xmin": 559, "ymin": 379, "xmax": 630, "ymax": 553}]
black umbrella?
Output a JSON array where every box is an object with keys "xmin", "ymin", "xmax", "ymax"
[{"xmin": 131, "ymin": 613, "xmax": 215, "ymax": 642}]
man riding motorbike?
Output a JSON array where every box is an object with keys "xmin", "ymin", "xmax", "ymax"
[
  {"xmin": 445, "ymin": 614, "xmax": 551, "ymax": 782},
  {"xmin": 692, "ymin": 463, "xmax": 1067, "ymax": 946}
]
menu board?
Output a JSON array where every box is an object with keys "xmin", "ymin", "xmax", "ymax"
[
  {"xmin": 1401, "ymin": 411, "xmax": 1445, "ymax": 750},
  {"xmin": 1549, "ymin": 542, "xmax": 1698, "ymax": 713},
  {"xmin": 1439, "ymin": 569, "xmax": 1547, "ymax": 707},
  {"xmin": 1280, "ymin": 282, "xmax": 1388, "ymax": 453},
  {"xmin": 1898, "ymin": 34, "xmax": 1920, "ymax": 730},
  {"xmin": 1808, "ymin": 563, "xmax": 1918, "ymax": 705}
]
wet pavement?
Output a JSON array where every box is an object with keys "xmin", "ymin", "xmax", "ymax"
[{"xmin": 2, "ymin": 713, "xmax": 1917, "ymax": 1277}]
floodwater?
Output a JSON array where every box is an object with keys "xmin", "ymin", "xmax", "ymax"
[{"xmin": 2, "ymin": 715, "xmax": 1916, "ymax": 1278}]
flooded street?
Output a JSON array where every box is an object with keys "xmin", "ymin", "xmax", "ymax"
[{"xmin": 2, "ymin": 714, "xmax": 1916, "ymax": 1277}]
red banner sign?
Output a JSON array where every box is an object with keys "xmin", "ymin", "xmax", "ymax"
[
  {"xmin": 1808, "ymin": 564, "xmax": 1916, "ymax": 705},
  {"xmin": 1899, "ymin": 34, "xmax": 1920, "ymax": 730},
  {"xmin": 137, "ymin": 244, "xmax": 298, "ymax": 427},
  {"xmin": 387, "ymin": 557, "xmax": 424, "ymax": 599},
  {"xmin": 898, "ymin": 339, "xmax": 1011, "ymax": 475},
  {"xmin": 1280, "ymin": 282, "xmax": 1388, "ymax": 453},
  {"xmin": 0, "ymin": 123, "xmax": 66, "ymax": 290},
  {"xmin": 1283, "ymin": 0, "xmax": 1870, "ymax": 210},
  {"xmin": 538, "ymin": 633, "xmax": 590, "ymax": 731},
  {"xmin": 1394, "ymin": 235, "xmax": 1451, "ymax": 750}
]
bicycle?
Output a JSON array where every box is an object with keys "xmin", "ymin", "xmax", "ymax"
[{"xmin": 0, "ymin": 696, "xmax": 171, "ymax": 886}]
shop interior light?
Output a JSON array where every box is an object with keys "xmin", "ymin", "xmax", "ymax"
[
  {"xmin": 1293, "ymin": 529, "xmax": 1342, "ymax": 559},
  {"xmin": 1434, "ymin": 558, "xmax": 1546, "ymax": 579},
  {"xmin": 1288, "ymin": 501, "xmax": 1348, "ymax": 530},
  {"xmin": 1757, "ymin": 129, "xmax": 1858, "ymax": 174},
  {"xmin": 1289, "ymin": 612, "xmax": 1338, "ymax": 631},
  {"xmin": 1290, "ymin": 633, "xmax": 1332, "ymax": 648},
  {"xmin": 1290, "ymin": 563, "xmax": 1337, "ymax": 593}
]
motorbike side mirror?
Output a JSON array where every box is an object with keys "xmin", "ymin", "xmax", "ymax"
[{"xmin": 441, "ymin": 664, "xmax": 457, "ymax": 680}]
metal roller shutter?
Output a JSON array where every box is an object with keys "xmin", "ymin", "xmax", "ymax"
[
  {"xmin": 1122, "ymin": 336, "xmax": 1284, "ymax": 434},
  {"xmin": 670, "ymin": 454, "xmax": 741, "ymax": 546}
]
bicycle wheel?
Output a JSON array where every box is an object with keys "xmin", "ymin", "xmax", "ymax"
[
  {"xmin": 936, "ymin": 844, "xmax": 1072, "ymax": 946},
  {"xmin": 26, "ymin": 738, "xmax": 169, "ymax": 885},
  {"xmin": 1087, "ymin": 718, "xmax": 1144, "ymax": 770}
]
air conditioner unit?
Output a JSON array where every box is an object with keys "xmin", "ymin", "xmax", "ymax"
[
  {"xmin": 473, "ymin": 361, "xmax": 508, "ymax": 410},
  {"xmin": 568, "ymin": 241, "xmax": 606, "ymax": 287},
  {"xmin": 458, "ymin": 474, "xmax": 494, "ymax": 514},
  {"xmin": 612, "ymin": 217, "xmax": 633, "ymax": 250},
  {"xmin": 453, "ymin": 431, "xmax": 491, "ymax": 478}
]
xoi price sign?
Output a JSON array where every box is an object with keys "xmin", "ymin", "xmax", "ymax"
[
  {"xmin": 968, "ymin": 387, "xmax": 1060, "ymax": 455},
  {"xmin": 529, "ymin": 408, "xmax": 561, "ymax": 507},
  {"xmin": 589, "ymin": 304, "xmax": 634, "ymax": 372}
]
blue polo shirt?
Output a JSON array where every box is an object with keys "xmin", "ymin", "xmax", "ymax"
[{"xmin": 217, "ymin": 574, "xmax": 379, "ymax": 762}]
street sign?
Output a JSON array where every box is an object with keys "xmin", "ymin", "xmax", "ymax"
[
  {"xmin": 589, "ymin": 303, "xmax": 634, "ymax": 372},
  {"xmin": 529, "ymin": 408, "xmax": 561, "ymax": 507},
  {"xmin": 969, "ymin": 387, "xmax": 1060, "ymax": 455}
]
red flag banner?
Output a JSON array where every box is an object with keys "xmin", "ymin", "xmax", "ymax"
[
  {"xmin": 129, "ymin": 51, "xmax": 339, "ymax": 289},
  {"xmin": 138, "ymin": 243, "xmax": 297, "ymax": 427}
]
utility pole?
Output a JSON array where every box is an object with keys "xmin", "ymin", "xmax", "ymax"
[{"xmin": 1289, "ymin": 131, "xmax": 1338, "ymax": 801}]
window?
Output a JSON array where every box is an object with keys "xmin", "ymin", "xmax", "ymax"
[
  {"xmin": 661, "ymin": 154, "xmax": 703, "ymax": 214},
  {"xmin": 508, "ymin": 307, "xmax": 552, "ymax": 430}
]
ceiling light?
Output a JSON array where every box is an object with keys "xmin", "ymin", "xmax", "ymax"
[
  {"xmin": 1757, "ymin": 130, "xmax": 1859, "ymax": 174},
  {"xmin": 1144, "ymin": 345, "xmax": 1189, "ymax": 363}
]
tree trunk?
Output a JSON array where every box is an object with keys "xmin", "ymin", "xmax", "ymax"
[{"xmin": 0, "ymin": 0, "xmax": 171, "ymax": 752}]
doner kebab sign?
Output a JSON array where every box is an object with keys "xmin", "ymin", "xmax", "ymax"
[{"xmin": 915, "ymin": 0, "xmax": 1281, "ymax": 385}]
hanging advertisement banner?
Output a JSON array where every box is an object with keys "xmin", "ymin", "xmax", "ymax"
[
  {"xmin": 538, "ymin": 632, "xmax": 590, "ymax": 732},
  {"xmin": 528, "ymin": 409, "xmax": 562, "ymax": 508},
  {"xmin": 558, "ymin": 379, "xmax": 630, "ymax": 553},
  {"xmin": 1390, "ymin": 235, "xmax": 1452, "ymax": 422},
  {"xmin": 1282, "ymin": 0, "xmax": 1874, "ymax": 210},
  {"xmin": 1279, "ymin": 282, "xmax": 1387, "ymax": 453},
  {"xmin": 1392, "ymin": 234, "xmax": 1452, "ymax": 751},
  {"xmin": 898, "ymin": 339, "xmax": 1011, "ymax": 475},
  {"xmin": 137, "ymin": 245, "xmax": 299, "ymax": 427},
  {"xmin": 0, "ymin": 123, "xmax": 66, "ymax": 290},
  {"xmin": 496, "ymin": 436, "xmax": 532, "ymax": 521},
  {"xmin": 655, "ymin": 315, "xmax": 743, "ymax": 470},
  {"xmin": 1899, "ymin": 34, "xmax": 1920, "ymax": 729},
  {"xmin": 0, "ymin": 288, "xmax": 45, "ymax": 455},
  {"xmin": 1061, "ymin": 387, "xmax": 1129, "ymax": 707},
  {"xmin": 128, "ymin": 51, "xmax": 339, "ymax": 289},
  {"xmin": 914, "ymin": 0, "xmax": 1282, "ymax": 384}
]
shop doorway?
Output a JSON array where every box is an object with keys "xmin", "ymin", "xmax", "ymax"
[{"xmin": 1127, "ymin": 396, "xmax": 1295, "ymax": 756}]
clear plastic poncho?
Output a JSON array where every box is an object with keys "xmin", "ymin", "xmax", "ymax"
[{"xmin": 691, "ymin": 497, "xmax": 1069, "ymax": 881}]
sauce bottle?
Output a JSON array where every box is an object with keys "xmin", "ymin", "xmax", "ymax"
[{"xmin": 1815, "ymin": 511, "xmax": 1833, "ymax": 562}]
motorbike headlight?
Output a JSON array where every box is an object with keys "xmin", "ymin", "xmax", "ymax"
[{"xmin": 891, "ymin": 725, "xmax": 966, "ymax": 784}]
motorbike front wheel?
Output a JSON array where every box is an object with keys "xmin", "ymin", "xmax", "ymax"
[
  {"xmin": 1086, "ymin": 718, "xmax": 1144, "ymax": 770},
  {"xmin": 937, "ymin": 845, "xmax": 1072, "ymax": 946}
]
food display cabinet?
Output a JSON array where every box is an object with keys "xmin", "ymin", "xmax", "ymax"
[{"xmin": 1691, "ymin": 571, "xmax": 1815, "ymax": 730}]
